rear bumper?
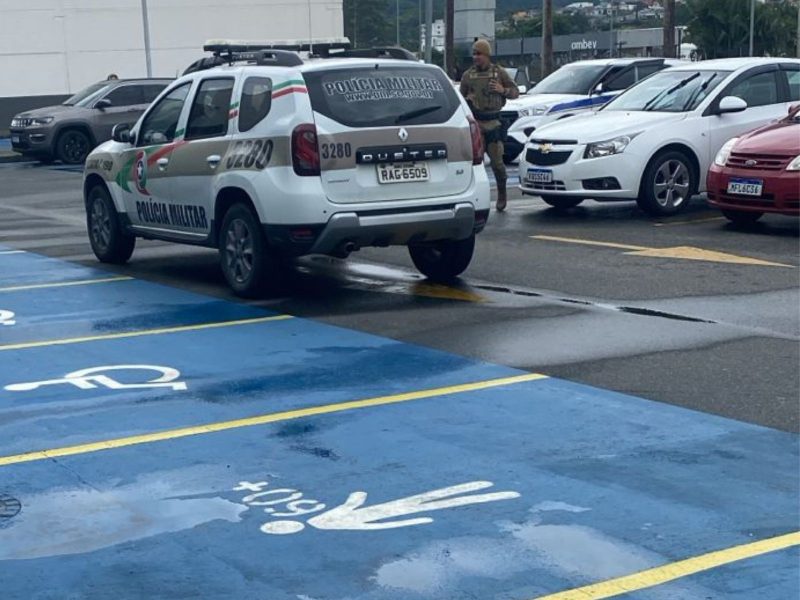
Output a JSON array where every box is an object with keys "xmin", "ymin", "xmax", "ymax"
[
  {"xmin": 707, "ymin": 165, "xmax": 800, "ymax": 215},
  {"xmin": 308, "ymin": 203, "xmax": 481, "ymax": 255}
]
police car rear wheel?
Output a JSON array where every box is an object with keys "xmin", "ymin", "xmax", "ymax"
[
  {"xmin": 87, "ymin": 185, "xmax": 135, "ymax": 264},
  {"xmin": 408, "ymin": 234, "xmax": 475, "ymax": 281},
  {"xmin": 219, "ymin": 203, "xmax": 274, "ymax": 297}
]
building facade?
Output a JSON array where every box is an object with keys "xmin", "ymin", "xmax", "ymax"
[{"xmin": 0, "ymin": 0, "xmax": 344, "ymax": 128}]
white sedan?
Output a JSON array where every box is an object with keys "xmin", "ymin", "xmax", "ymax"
[{"xmin": 519, "ymin": 57, "xmax": 800, "ymax": 215}]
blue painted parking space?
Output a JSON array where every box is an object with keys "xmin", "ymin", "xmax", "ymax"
[
  {"xmin": 1, "ymin": 249, "xmax": 798, "ymax": 599},
  {"xmin": 0, "ymin": 248, "xmax": 121, "ymax": 287}
]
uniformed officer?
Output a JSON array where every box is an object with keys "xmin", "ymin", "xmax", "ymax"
[{"xmin": 460, "ymin": 39, "xmax": 519, "ymax": 212}]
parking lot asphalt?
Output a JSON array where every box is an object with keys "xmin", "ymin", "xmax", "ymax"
[{"xmin": 0, "ymin": 161, "xmax": 798, "ymax": 598}]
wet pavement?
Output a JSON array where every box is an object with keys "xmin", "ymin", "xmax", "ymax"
[{"xmin": 0, "ymin": 161, "xmax": 798, "ymax": 598}]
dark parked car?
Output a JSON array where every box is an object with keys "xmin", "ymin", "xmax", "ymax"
[
  {"xmin": 9, "ymin": 78, "xmax": 171, "ymax": 164},
  {"xmin": 708, "ymin": 103, "xmax": 800, "ymax": 224}
]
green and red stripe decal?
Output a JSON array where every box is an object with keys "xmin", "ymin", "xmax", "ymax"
[{"xmin": 272, "ymin": 79, "xmax": 307, "ymax": 100}]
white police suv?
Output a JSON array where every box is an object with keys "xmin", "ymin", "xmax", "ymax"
[{"xmin": 83, "ymin": 41, "xmax": 489, "ymax": 296}]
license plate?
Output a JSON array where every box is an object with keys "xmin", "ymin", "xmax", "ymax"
[
  {"xmin": 11, "ymin": 136, "xmax": 20, "ymax": 144},
  {"xmin": 727, "ymin": 178, "xmax": 763, "ymax": 197},
  {"xmin": 377, "ymin": 162, "xmax": 430, "ymax": 184},
  {"xmin": 526, "ymin": 168, "xmax": 553, "ymax": 184}
]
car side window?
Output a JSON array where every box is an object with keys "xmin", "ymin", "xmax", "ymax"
[
  {"xmin": 636, "ymin": 63, "xmax": 664, "ymax": 81},
  {"xmin": 185, "ymin": 78, "xmax": 235, "ymax": 140},
  {"xmin": 604, "ymin": 67, "xmax": 635, "ymax": 92},
  {"xmin": 785, "ymin": 69, "xmax": 800, "ymax": 102},
  {"xmin": 728, "ymin": 71, "xmax": 781, "ymax": 108},
  {"xmin": 103, "ymin": 85, "xmax": 145, "ymax": 107},
  {"xmin": 238, "ymin": 77, "xmax": 273, "ymax": 133},
  {"xmin": 138, "ymin": 83, "xmax": 191, "ymax": 146},
  {"xmin": 142, "ymin": 84, "xmax": 169, "ymax": 104}
]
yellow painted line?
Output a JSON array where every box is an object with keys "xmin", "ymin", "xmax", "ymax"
[
  {"xmin": 0, "ymin": 314, "xmax": 293, "ymax": 351},
  {"xmin": 627, "ymin": 246, "xmax": 793, "ymax": 267},
  {"xmin": 0, "ymin": 276, "xmax": 133, "ymax": 293},
  {"xmin": 531, "ymin": 235, "xmax": 794, "ymax": 268},
  {"xmin": 653, "ymin": 216, "xmax": 727, "ymax": 227},
  {"xmin": 534, "ymin": 530, "xmax": 800, "ymax": 600},
  {"xmin": 531, "ymin": 235, "xmax": 648, "ymax": 252},
  {"xmin": 0, "ymin": 373, "xmax": 548, "ymax": 467},
  {"xmin": 409, "ymin": 282, "xmax": 486, "ymax": 303}
]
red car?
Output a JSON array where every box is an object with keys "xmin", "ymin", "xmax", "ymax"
[{"xmin": 707, "ymin": 104, "xmax": 800, "ymax": 224}]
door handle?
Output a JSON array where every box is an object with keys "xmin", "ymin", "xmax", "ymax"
[
  {"xmin": 157, "ymin": 157, "xmax": 169, "ymax": 171},
  {"xmin": 207, "ymin": 154, "xmax": 221, "ymax": 169}
]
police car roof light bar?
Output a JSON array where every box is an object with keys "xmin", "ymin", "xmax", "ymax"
[{"xmin": 316, "ymin": 46, "xmax": 416, "ymax": 61}]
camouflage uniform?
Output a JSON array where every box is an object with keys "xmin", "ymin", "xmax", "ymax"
[{"xmin": 460, "ymin": 60, "xmax": 519, "ymax": 209}]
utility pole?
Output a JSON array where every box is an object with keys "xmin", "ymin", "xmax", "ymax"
[
  {"xmin": 445, "ymin": 0, "xmax": 454, "ymax": 78},
  {"xmin": 797, "ymin": 0, "xmax": 800, "ymax": 58},
  {"xmin": 424, "ymin": 0, "xmax": 433, "ymax": 63},
  {"xmin": 610, "ymin": 1, "xmax": 615, "ymax": 58},
  {"xmin": 354, "ymin": 0, "xmax": 358, "ymax": 47},
  {"xmin": 748, "ymin": 0, "xmax": 755, "ymax": 56},
  {"xmin": 308, "ymin": 0, "xmax": 314, "ymax": 55},
  {"xmin": 542, "ymin": 0, "xmax": 553, "ymax": 78},
  {"xmin": 396, "ymin": 0, "xmax": 400, "ymax": 46},
  {"xmin": 663, "ymin": 0, "xmax": 676, "ymax": 58},
  {"xmin": 140, "ymin": 0, "xmax": 153, "ymax": 77}
]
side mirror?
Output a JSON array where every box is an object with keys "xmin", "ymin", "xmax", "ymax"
[
  {"xmin": 518, "ymin": 85, "xmax": 527, "ymax": 94},
  {"xmin": 112, "ymin": 123, "xmax": 131, "ymax": 144},
  {"xmin": 717, "ymin": 96, "xmax": 748, "ymax": 115},
  {"xmin": 593, "ymin": 83, "xmax": 604, "ymax": 95}
]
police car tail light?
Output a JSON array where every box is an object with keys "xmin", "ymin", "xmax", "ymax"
[
  {"xmin": 291, "ymin": 124, "xmax": 320, "ymax": 176},
  {"xmin": 469, "ymin": 118, "xmax": 484, "ymax": 165}
]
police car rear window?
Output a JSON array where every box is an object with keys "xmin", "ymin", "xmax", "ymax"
[{"xmin": 304, "ymin": 66, "xmax": 459, "ymax": 128}]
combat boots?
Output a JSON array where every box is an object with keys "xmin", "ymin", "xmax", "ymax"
[{"xmin": 496, "ymin": 178, "xmax": 508, "ymax": 212}]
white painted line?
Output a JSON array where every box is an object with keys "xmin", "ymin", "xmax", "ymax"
[{"xmin": 0, "ymin": 250, "xmax": 26, "ymax": 255}]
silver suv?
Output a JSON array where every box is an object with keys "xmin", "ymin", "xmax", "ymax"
[{"xmin": 10, "ymin": 79, "xmax": 171, "ymax": 164}]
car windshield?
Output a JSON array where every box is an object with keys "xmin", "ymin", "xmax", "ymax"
[
  {"xmin": 531, "ymin": 64, "xmax": 607, "ymax": 95},
  {"xmin": 604, "ymin": 69, "xmax": 730, "ymax": 113},
  {"xmin": 63, "ymin": 82, "xmax": 110, "ymax": 107}
]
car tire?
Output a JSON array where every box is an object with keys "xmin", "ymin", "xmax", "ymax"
[
  {"xmin": 408, "ymin": 234, "xmax": 475, "ymax": 281},
  {"xmin": 541, "ymin": 195, "xmax": 583, "ymax": 209},
  {"xmin": 637, "ymin": 150, "xmax": 696, "ymax": 216},
  {"xmin": 721, "ymin": 208, "xmax": 764, "ymax": 225},
  {"xmin": 86, "ymin": 184, "xmax": 135, "ymax": 264},
  {"xmin": 219, "ymin": 202, "xmax": 277, "ymax": 298},
  {"xmin": 55, "ymin": 129, "xmax": 92, "ymax": 164}
]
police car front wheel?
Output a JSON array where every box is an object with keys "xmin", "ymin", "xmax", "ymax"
[
  {"xmin": 87, "ymin": 185, "xmax": 135, "ymax": 264},
  {"xmin": 408, "ymin": 234, "xmax": 475, "ymax": 282},
  {"xmin": 219, "ymin": 202, "xmax": 277, "ymax": 297}
]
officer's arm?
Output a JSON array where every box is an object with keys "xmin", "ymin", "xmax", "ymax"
[
  {"xmin": 500, "ymin": 70, "xmax": 520, "ymax": 100},
  {"xmin": 459, "ymin": 78, "xmax": 469, "ymax": 98}
]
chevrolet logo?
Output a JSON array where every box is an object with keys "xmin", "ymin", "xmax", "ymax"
[{"xmin": 540, "ymin": 143, "xmax": 553, "ymax": 154}]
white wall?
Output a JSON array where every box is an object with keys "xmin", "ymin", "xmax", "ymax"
[{"xmin": 0, "ymin": 0, "xmax": 344, "ymax": 98}]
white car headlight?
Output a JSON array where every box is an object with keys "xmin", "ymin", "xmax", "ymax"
[
  {"xmin": 30, "ymin": 117, "xmax": 54, "ymax": 126},
  {"xmin": 714, "ymin": 137, "xmax": 739, "ymax": 167},
  {"xmin": 532, "ymin": 106, "xmax": 549, "ymax": 115},
  {"xmin": 517, "ymin": 107, "xmax": 533, "ymax": 117},
  {"xmin": 786, "ymin": 155, "xmax": 800, "ymax": 171},
  {"xmin": 584, "ymin": 134, "xmax": 636, "ymax": 159}
]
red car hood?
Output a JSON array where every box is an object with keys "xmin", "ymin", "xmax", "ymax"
[{"xmin": 734, "ymin": 121, "xmax": 800, "ymax": 155}]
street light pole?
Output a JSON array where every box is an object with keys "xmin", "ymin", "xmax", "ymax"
[
  {"xmin": 140, "ymin": 0, "xmax": 152, "ymax": 77},
  {"xmin": 748, "ymin": 0, "xmax": 755, "ymax": 57},
  {"xmin": 396, "ymin": 0, "xmax": 400, "ymax": 46},
  {"xmin": 609, "ymin": 1, "xmax": 614, "ymax": 58},
  {"xmin": 424, "ymin": 0, "xmax": 433, "ymax": 63}
]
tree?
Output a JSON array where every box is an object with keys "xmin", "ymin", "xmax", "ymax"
[
  {"xmin": 343, "ymin": 0, "xmax": 391, "ymax": 48},
  {"xmin": 686, "ymin": 0, "xmax": 798, "ymax": 58}
]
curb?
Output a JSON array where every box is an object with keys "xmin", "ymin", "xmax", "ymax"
[{"xmin": 0, "ymin": 152, "xmax": 25, "ymax": 164}]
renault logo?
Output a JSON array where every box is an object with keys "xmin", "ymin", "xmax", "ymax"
[{"xmin": 398, "ymin": 128, "xmax": 408, "ymax": 142}]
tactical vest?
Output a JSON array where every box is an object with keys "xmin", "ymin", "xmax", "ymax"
[{"xmin": 465, "ymin": 65, "xmax": 506, "ymax": 114}]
